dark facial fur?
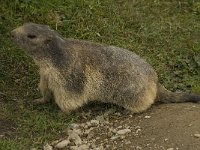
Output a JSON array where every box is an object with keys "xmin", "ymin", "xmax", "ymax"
[{"xmin": 11, "ymin": 23, "xmax": 57, "ymax": 59}]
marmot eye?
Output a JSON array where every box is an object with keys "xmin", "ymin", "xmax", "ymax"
[{"xmin": 27, "ymin": 34, "xmax": 37, "ymax": 39}]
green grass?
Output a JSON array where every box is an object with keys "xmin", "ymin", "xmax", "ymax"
[{"xmin": 0, "ymin": 0, "xmax": 200, "ymax": 149}]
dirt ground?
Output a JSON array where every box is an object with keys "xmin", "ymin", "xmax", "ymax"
[
  {"xmin": 73, "ymin": 103, "xmax": 200, "ymax": 150},
  {"xmin": 1, "ymin": 102, "xmax": 200, "ymax": 150}
]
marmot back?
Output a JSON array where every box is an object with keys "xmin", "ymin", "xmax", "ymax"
[{"xmin": 11, "ymin": 23, "xmax": 200, "ymax": 113}]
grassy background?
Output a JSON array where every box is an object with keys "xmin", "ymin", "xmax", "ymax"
[{"xmin": 0, "ymin": 0, "xmax": 200, "ymax": 149}]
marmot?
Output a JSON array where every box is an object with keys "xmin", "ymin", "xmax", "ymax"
[{"xmin": 11, "ymin": 23, "xmax": 200, "ymax": 113}]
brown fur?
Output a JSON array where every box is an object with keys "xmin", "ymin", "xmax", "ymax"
[{"xmin": 11, "ymin": 23, "xmax": 200, "ymax": 113}]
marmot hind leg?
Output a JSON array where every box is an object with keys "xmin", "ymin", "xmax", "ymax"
[{"xmin": 124, "ymin": 82, "xmax": 157, "ymax": 113}]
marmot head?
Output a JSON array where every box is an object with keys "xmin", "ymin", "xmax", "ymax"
[{"xmin": 11, "ymin": 23, "xmax": 58, "ymax": 59}]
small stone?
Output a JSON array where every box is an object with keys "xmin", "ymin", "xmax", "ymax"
[
  {"xmin": 84, "ymin": 124, "xmax": 89, "ymax": 129},
  {"xmin": 91, "ymin": 144, "xmax": 96, "ymax": 149},
  {"xmin": 43, "ymin": 143, "xmax": 53, "ymax": 150},
  {"xmin": 84, "ymin": 127, "xmax": 94, "ymax": 135},
  {"xmin": 125, "ymin": 141, "xmax": 131, "ymax": 145},
  {"xmin": 51, "ymin": 140, "xmax": 60, "ymax": 146},
  {"xmin": 136, "ymin": 128, "xmax": 141, "ymax": 133},
  {"xmin": 92, "ymin": 139, "xmax": 96, "ymax": 142},
  {"xmin": 104, "ymin": 121, "xmax": 109, "ymax": 124},
  {"xmin": 106, "ymin": 145, "xmax": 110, "ymax": 149},
  {"xmin": 55, "ymin": 139, "xmax": 70, "ymax": 149},
  {"xmin": 96, "ymin": 115, "xmax": 105, "ymax": 122},
  {"xmin": 117, "ymin": 125, "xmax": 122, "ymax": 129},
  {"xmin": 78, "ymin": 144, "xmax": 89, "ymax": 150},
  {"xmin": 194, "ymin": 134, "xmax": 200, "ymax": 138},
  {"xmin": 110, "ymin": 136, "xmax": 120, "ymax": 140},
  {"xmin": 135, "ymin": 126, "xmax": 141, "ymax": 129},
  {"xmin": 68, "ymin": 130, "xmax": 82, "ymax": 145},
  {"xmin": 96, "ymin": 137, "xmax": 100, "ymax": 140},
  {"xmin": 95, "ymin": 145, "xmax": 104, "ymax": 150},
  {"xmin": 80, "ymin": 123, "xmax": 86, "ymax": 128},
  {"xmin": 167, "ymin": 148, "xmax": 174, "ymax": 150},
  {"xmin": 70, "ymin": 146, "xmax": 78, "ymax": 150},
  {"xmin": 136, "ymin": 146, "xmax": 142, "ymax": 149},
  {"xmin": 90, "ymin": 120, "xmax": 100, "ymax": 126},
  {"xmin": 144, "ymin": 116, "xmax": 151, "ymax": 119},
  {"xmin": 164, "ymin": 138, "xmax": 169, "ymax": 141},
  {"xmin": 69, "ymin": 123, "xmax": 80, "ymax": 129},
  {"xmin": 117, "ymin": 129, "xmax": 131, "ymax": 135},
  {"xmin": 115, "ymin": 112, "xmax": 121, "ymax": 116},
  {"xmin": 86, "ymin": 129, "xmax": 95, "ymax": 139},
  {"xmin": 86, "ymin": 122, "xmax": 91, "ymax": 127},
  {"xmin": 125, "ymin": 125, "xmax": 130, "ymax": 129},
  {"xmin": 112, "ymin": 129, "xmax": 117, "ymax": 133},
  {"xmin": 73, "ymin": 128, "xmax": 82, "ymax": 135}
]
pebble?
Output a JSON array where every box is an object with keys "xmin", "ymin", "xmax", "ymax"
[
  {"xmin": 164, "ymin": 138, "xmax": 169, "ymax": 141},
  {"xmin": 125, "ymin": 141, "xmax": 131, "ymax": 145},
  {"xmin": 167, "ymin": 148, "xmax": 174, "ymax": 150},
  {"xmin": 117, "ymin": 129, "xmax": 131, "ymax": 135},
  {"xmin": 68, "ymin": 130, "xmax": 82, "ymax": 145},
  {"xmin": 86, "ymin": 122, "xmax": 91, "ymax": 127},
  {"xmin": 78, "ymin": 144, "xmax": 89, "ymax": 150},
  {"xmin": 136, "ymin": 128, "xmax": 141, "ymax": 133},
  {"xmin": 194, "ymin": 134, "xmax": 200, "ymax": 138},
  {"xmin": 135, "ymin": 126, "xmax": 141, "ymax": 129},
  {"xmin": 117, "ymin": 125, "xmax": 122, "ymax": 129},
  {"xmin": 73, "ymin": 128, "xmax": 82, "ymax": 135},
  {"xmin": 69, "ymin": 123, "xmax": 80, "ymax": 129},
  {"xmin": 90, "ymin": 120, "xmax": 100, "ymax": 126},
  {"xmin": 70, "ymin": 144, "xmax": 89, "ymax": 150},
  {"xmin": 112, "ymin": 129, "xmax": 117, "ymax": 133},
  {"xmin": 43, "ymin": 143, "xmax": 53, "ymax": 150},
  {"xmin": 136, "ymin": 146, "xmax": 142, "ymax": 149},
  {"xmin": 84, "ymin": 127, "xmax": 94, "ymax": 135},
  {"xmin": 96, "ymin": 115, "xmax": 105, "ymax": 122},
  {"xmin": 51, "ymin": 140, "xmax": 60, "ymax": 146},
  {"xmin": 55, "ymin": 139, "xmax": 70, "ymax": 149},
  {"xmin": 70, "ymin": 146, "xmax": 78, "ymax": 150},
  {"xmin": 95, "ymin": 145, "xmax": 104, "ymax": 150},
  {"xmin": 115, "ymin": 112, "xmax": 121, "ymax": 116},
  {"xmin": 144, "ymin": 115, "xmax": 151, "ymax": 119},
  {"xmin": 110, "ymin": 136, "xmax": 120, "ymax": 140}
]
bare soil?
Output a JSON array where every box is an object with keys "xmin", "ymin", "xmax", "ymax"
[{"xmin": 75, "ymin": 103, "xmax": 200, "ymax": 150}]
